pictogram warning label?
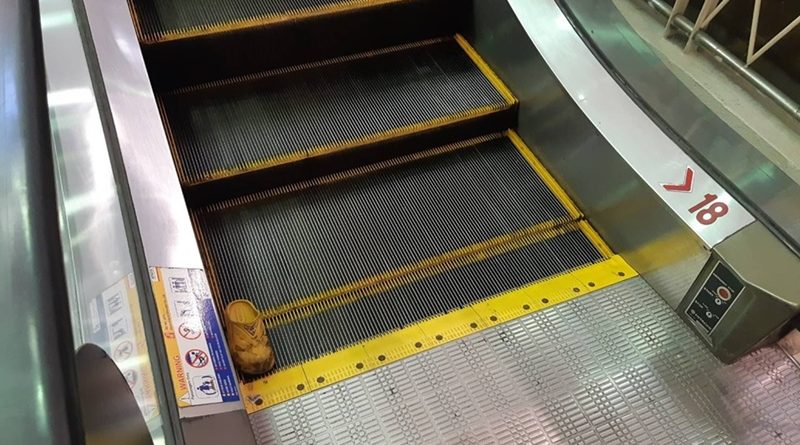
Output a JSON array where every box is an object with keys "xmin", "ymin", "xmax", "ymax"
[
  {"xmin": 194, "ymin": 375, "xmax": 218, "ymax": 397},
  {"xmin": 124, "ymin": 369, "xmax": 138, "ymax": 387},
  {"xmin": 185, "ymin": 349, "xmax": 209, "ymax": 369},
  {"xmin": 86, "ymin": 275, "xmax": 160, "ymax": 422},
  {"xmin": 151, "ymin": 267, "xmax": 239, "ymax": 408},
  {"xmin": 178, "ymin": 322, "xmax": 201, "ymax": 340},
  {"xmin": 114, "ymin": 340, "xmax": 134, "ymax": 361}
]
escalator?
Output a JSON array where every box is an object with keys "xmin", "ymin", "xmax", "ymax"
[
  {"xmin": 132, "ymin": 0, "xmax": 614, "ymax": 366},
  {"xmin": 131, "ymin": 0, "xmax": 624, "ymax": 397},
  {"xmin": 110, "ymin": 0, "xmax": 800, "ymax": 443}
]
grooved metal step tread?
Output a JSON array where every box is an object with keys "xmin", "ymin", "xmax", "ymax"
[
  {"xmin": 249, "ymin": 278, "xmax": 800, "ymax": 444},
  {"xmin": 193, "ymin": 133, "xmax": 611, "ymax": 373},
  {"xmin": 130, "ymin": 0, "xmax": 407, "ymax": 43},
  {"xmin": 267, "ymin": 228, "xmax": 603, "ymax": 369},
  {"xmin": 159, "ymin": 37, "xmax": 516, "ymax": 185}
]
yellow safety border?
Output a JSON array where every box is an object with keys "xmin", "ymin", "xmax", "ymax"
[
  {"xmin": 507, "ymin": 130, "xmax": 614, "ymax": 258},
  {"xmin": 454, "ymin": 34, "xmax": 517, "ymax": 105},
  {"xmin": 240, "ymin": 255, "xmax": 637, "ymax": 413},
  {"xmin": 132, "ymin": 0, "xmax": 409, "ymax": 44},
  {"xmin": 261, "ymin": 219, "xmax": 574, "ymax": 323}
]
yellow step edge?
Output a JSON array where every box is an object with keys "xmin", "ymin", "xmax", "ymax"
[
  {"xmin": 261, "ymin": 218, "xmax": 575, "ymax": 323},
  {"xmin": 184, "ymin": 103, "xmax": 513, "ymax": 186},
  {"xmin": 507, "ymin": 130, "xmax": 615, "ymax": 258},
  {"xmin": 240, "ymin": 255, "xmax": 637, "ymax": 413},
  {"xmin": 202, "ymin": 133, "xmax": 504, "ymax": 213},
  {"xmin": 137, "ymin": 0, "xmax": 408, "ymax": 44},
  {"xmin": 263, "ymin": 222, "xmax": 577, "ymax": 328},
  {"xmin": 455, "ymin": 34, "xmax": 517, "ymax": 105}
]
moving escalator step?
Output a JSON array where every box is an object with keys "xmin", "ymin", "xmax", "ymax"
[
  {"xmin": 158, "ymin": 36, "xmax": 517, "ymax": 192},
  {"xmin": 132, "ymin": 0, "xmax": 462, "ymax": 91},
  {"xmin": 132, "ymin": 0, "xmax": 423, "ymax": 43},
  {"xmin": 192, "ymin": 132, "xmax": 610, "ymax": 371}
]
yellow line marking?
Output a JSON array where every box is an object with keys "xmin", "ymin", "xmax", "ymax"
[
  {"xmin": 507, "ymin": 130, "xmax": 614, "ymax": 258},
  {"xmin": 507, "ymin": 130, "xmax": 581, "ymax": 219},
  {"xmin": 263, "ymin": 219, "xmax": 577, "ymax": 325},
  {"xmin": 125, "ymin": 0, "xmax": 145, "ymax": 42},
  {"xmin": 241, "ymin": 255, "xmax": 637, "ymax": 413},
  {"xmin": 455, "ymin": 34, "xmax": 518, "ymax": 105},
  {"xmin": 184, "ymin": 104, "xmax": 513, "ymax": 186},
  {"xmin": 201, "ymin": 133, "xmax": 505, "ymax": 213},
  {"xmin": 579, "ymin": 220, "xmax": 615, "ymax": 259},
  {"xmin": 138, "ymin": 0, "xmax": 409, "ymax": 44},
  {"xmin": 241, "ymin": 363, "xmax": 309, "ymax": 408}
]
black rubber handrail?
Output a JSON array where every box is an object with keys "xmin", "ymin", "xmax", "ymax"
[{"xmin": 0, "ymin": 0, "xmax": 84, "ymax": 443}]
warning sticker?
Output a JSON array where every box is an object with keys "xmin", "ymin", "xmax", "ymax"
[
  {"xmin": 151, "ymin": 267, "xmax": 239, "ymax": 408},
  {"xmin": 85, "ymin": 274, "xmax": 160, "ymax": 423}
]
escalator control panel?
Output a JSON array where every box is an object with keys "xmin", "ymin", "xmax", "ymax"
[{"xmin": 686, "ymin": 262, "xmax": 745, "ymax": 335}]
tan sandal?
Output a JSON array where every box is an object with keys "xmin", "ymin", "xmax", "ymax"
[{"xmin": 225, "ymin": 299, "xmax": 276, "ymax": 375}]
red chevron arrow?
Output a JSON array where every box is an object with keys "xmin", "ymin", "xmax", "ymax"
[{"xmin": 662, "ymin": 167, "xmax": 694, "ymax": 193}]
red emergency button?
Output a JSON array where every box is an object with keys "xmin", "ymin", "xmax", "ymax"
[{"xmin": 716, "ymin": 286, "xmax": 731, "ymax": 301}]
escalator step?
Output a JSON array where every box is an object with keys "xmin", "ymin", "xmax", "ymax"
[
  {"xmin": 195, "ymin": 134, "xmax": 572, "ymax": 311},
  {"xmin": 193, "ymin": 134, "xmax": 606, "ymax": 369},
  {"xmin": 137, "ymin": 0, "xmax": 461, "ymax": 92},
  {"xmin": 159, "ymin": 37, "xmax": 515, "ymax": 185},
  {"xmin": 268, "ymin": 228, "xmax": 603, "ymax": 368},
  {"xmin": 132, "ymin": 0, "xmax": 407, "ymax": 43}
]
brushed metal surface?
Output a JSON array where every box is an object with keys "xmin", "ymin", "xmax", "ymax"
[
  {"xmin": 78, "ymin": 0, "xmax": 250, "ymax": 427},
  {"xmin": 531, "ymin": 0, "xmax": 800, "ymax": 362},
  {"xmin": 41, "ymin": 0, "xmax": 174, "ymax": 440},
  {"xmin": 562, "ymin": 0, "xmax": 800, "ymax": 257},
  {"xmin": 505, "ymin": 0, "xmax": 754, "ymax": 248},
  {"xmin": 0, "ymin": 0, "xmax": 82, "ymax": 443},
  {"xmin": 251, "ymin": 278, "xmax": 800, "ymax": 444},
  {"xmin": 80, "ymin": 0, "xmax": 205, "ymax": 270}
]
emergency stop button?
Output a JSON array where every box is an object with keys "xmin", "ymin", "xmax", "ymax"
[{"xmin": 716, "ymin": 286, "xmax": 731, "ymax": 301}]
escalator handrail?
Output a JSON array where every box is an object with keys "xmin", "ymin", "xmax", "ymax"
[{"xmin": 0, "ymin": 0, "xmax": 84, "ymax": 443}]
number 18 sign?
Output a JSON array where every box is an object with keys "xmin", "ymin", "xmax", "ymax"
[{"xmin": 660, "ymin": 166, "xmax": 752, "ymax": 247}]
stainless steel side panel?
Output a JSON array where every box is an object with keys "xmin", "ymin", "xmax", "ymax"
[
  {"xmin": 503, "ymin": 0, "xmax": 754, "ymax": 248},
  {"xmin": 78, "ymin": 0, "xmax": 203, "ymax": 270},
  {"xmin": 41, "ymin": 0, "xmax": 173, "ymax": 439},
  {"xmin": 563, "ymin": 0, "xmax": 800, "ymax": 256},
  {"xmin": 74, "ymin": 0, "xmax": 255, "ymax": 440},
  {"xmin": 1, "ymin": 1, "xmax": 82, "ymax": 443},
  {"xmin": 466, "ymin": 0, "xmax": 797, "ymax": 363}
]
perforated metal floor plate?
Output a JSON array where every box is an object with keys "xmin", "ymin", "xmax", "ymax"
[{"xmin": 249, "ymin": 278, "xmax": 800, "ymax": 444}]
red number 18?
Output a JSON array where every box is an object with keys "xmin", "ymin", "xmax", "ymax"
[{"xmin": 688, "ymin": 193, "xmax": 728, "ymax": 225}]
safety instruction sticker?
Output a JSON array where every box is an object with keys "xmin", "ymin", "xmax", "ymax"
[
  {"xmin": 86, "ymin": 274, "xmax": 159, "ymax": 422},
  {"xmin": 150, "ymin": 267, "xmax": 240, "ymax": 408}
]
